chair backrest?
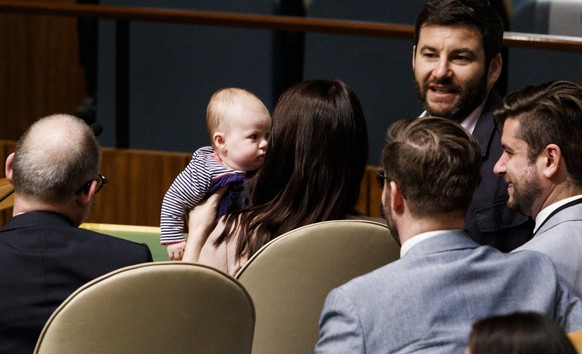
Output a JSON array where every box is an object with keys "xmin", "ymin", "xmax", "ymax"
[
  {"xmin": 508, "ymin": 0, "xmax": 582, "ymax": 92},
  {"xmin": 34, "ymin": 262, "xmax": 255, "ymax": 354},
  {"xmin": 235, "ymin": 219, "xmax": 400, "ymax": 354},
  {"xmin": 568, "ymin": 329, "xmax": 582, "ymax": 353}
]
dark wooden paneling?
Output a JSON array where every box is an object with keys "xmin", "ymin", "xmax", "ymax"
[
  {"xmin": 360, "ymin": 167, "xmax": 383, "ymax": 218},
  {"xmin": 1, "ymin": 141, "xmax": 382, "ymax": 226},
  {"xmin": 88, "ymin": 148, "xmax": 191, "ymax": 226},
  {"xmin": 0, "ymin": 0, "xmax": 85, "ymax": 142},
  {"xmin": 0, "ymin": 141, "xmax": 16, "ymax": 225}
]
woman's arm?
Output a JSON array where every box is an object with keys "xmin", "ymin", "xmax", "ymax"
[{"xmin": 182, "ymin": 188, "xmax": 226, "ymax": 262}]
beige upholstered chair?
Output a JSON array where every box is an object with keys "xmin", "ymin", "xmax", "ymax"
[
  {"xmin": 34, "ymin": 262, "xmax": 255, "ymax": 354},
  {"xmin": 235, "ymin": 219, "xmax": 400, "ymax": 354},
  {"xmin": 568, "ymin": 330, "xmax": 582, "ymax": 353}
]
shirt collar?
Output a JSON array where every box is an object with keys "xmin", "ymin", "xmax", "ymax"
[
  {"xmin": 400, "ymin": 229, "xmax": 462, "ymax": 257},
  {"xmin": 419, "ymin": 101, "xmax": 485, "ymax": 134},
  {"xmin": 534, "ymin": 195, "xmax": 582, "ymax": 233}
]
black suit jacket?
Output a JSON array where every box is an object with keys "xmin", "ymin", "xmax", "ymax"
[
  {"xmin": 466, "ymin": 92, "xmax": 534, "ymax": 252},
  {"xmin": 0, "ymin": 211, "xmax": 153, "ymax": 354}
]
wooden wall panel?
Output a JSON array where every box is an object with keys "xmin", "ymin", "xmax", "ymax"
[
  {"xmin": 360, "ymin": 167, "xmax": 383, "ymax": 218},
  {"xmin": 0, "ymin": 0, "xmax": 85, "ymax": 142},
  {"xmin": 87, "ymin": 148, "xmax": 191, "ymax": 226},
  {"xmin": 0, "ymin": 140, "xmax": 382, "ymax": 227},
  {"xmin": 0, "ymin": 141, "xmax": 16, "ymax": 225}
]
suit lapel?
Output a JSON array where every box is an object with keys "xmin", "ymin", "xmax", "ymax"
[
  {"xmin": 535, "ymin": 201, "xmax": 582, "ymax": 236},
  {"xmin": 472, "ymin": 91, "xmax": 502, "ymax": 159}
]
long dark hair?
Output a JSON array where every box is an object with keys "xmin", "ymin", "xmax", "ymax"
[{"xmin": 215, "ymin": 79, "xmax": 368, "ymax": 260}]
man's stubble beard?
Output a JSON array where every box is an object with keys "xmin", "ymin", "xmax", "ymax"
[{"xmin": 413, "ymin": 68, "xmax": 490, "ymax": 122}]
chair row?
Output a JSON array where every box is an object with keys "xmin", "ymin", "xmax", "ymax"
[{"xmin": 35, "ymin": 219, "xmax": 400, "ymax": 353}]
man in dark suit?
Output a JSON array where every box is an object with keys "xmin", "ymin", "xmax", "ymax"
[
  {"xmin": 0, "ymin": 114, "xmax": 153, "ymax": 354},
  {"xmin": 412, "ymin": 0, "xmax": 533, "ymax": 251}
]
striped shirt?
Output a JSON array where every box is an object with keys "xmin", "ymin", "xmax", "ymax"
[{"xmin": 160, "ymin": 146, "xmax": 245, "ymax": 244}]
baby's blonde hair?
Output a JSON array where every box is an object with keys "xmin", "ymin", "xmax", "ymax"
[{"xmin": 206, "ymin": 88, "xmax": 266, "ymax": 148}]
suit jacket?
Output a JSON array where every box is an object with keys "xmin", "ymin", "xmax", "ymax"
[
  {"xmin": 514, "ymin": 201, "xmax": 582, "ymax": 298},
  {"xmin": 465, "ymin": 92, "xmax": 534, "ymax": 252},
  {"xmin": 316, "ymin": 231, "xmax": 582, "ymax": 354},
  {"xmin": 0, "ymin": 211, "xmax": 153, "ymax": 354}
]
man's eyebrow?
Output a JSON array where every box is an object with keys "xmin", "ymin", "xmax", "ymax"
[
  {"xmin": 418, "ymin": 46, "xmax": 477, "ymax": 57},
  {"xmin": 501, "ymin": 142, "xmax": 512, "ymax": 152},
  {"xmin": 450, "ymin": 48, "xmax": 477, "ymax": 57},
  {"xmin": 418, "ymin": 45, "xmax": 436, "ymax": 52}
]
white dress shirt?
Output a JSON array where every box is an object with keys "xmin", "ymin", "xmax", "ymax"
[
  {"xmin": 401, "ymin": 229, "xmax": 464, "ymax": 257},
  {"xmin": 419, "ymin": 101, "xmax": 485, "ymax": 134}
]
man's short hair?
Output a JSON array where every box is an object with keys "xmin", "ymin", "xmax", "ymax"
[
  {"xmin": 493, "ymin": 80, "xmax": 582, "ymax": 187},
  {"xmin": 11, "ymin": 114, "xmax": 100, "ymax": 204},
  {"xmin": 414, "ymin": 0, "xmax": 504, "ymax": 64},
  {"xmin": 382, "ymin": 117, "xmax": 481, "ymax": 217}
]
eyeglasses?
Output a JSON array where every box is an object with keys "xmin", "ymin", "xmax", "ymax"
[
  {"xmin": 76, "ymin": 174, "xmax": 108, "ymax": 195},
  {"xmin": 375, "ymin": 170, "xmax": 389, "ymax": 189}
]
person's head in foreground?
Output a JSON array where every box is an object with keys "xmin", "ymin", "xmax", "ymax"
[
  {"xmin": 466, "ymin": 312, "xmax": 577, "ymax": 354},
  {"xmin": 380, "ymin": 116, "xmax": 481, "ymax": 244}
]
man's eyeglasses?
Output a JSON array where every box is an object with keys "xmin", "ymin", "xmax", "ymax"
[
  {"xmin": 375, "ymin": 170, "xmax": 389, "ymax": 189},
  {"xmin": 76, "ymin": 174, "xmax": 108, "ymax": 195}
]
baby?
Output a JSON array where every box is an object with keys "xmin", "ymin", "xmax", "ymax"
[{"xmin": 160, "ymin": 88, "xmax": 271, "ymax": 260}]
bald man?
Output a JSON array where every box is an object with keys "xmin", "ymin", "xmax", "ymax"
[{"xmin": 0, "ymin": 114, "xmax": 152, "ymax": 354}]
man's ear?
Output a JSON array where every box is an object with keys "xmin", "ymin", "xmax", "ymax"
[
  {"xmin": 390, "ymin": 181, "xmax": 404, "ymax": 213},
  {"xmin": 76, "ymin": 180, "xmax": 97, "ymax": 208},
  {"xmin": 487, "ymin": 53, "xmax": 503, "ymax": 92},
  {"xmin": 412, "ymin": 45, "xmax": 417, "ymax": 71},
  {"xmin": 5, "ymin": 153, "xmax": 15, "ymax": 184},
  {"xmin": 213, "ymin": 132, "xmax": 226, "ymax": 152},
  {"xmin": 542, "ymin": 144, "xmax": 561, "ymax": 179}
]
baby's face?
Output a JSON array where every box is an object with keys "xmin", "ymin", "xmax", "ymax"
[{"xmin": 220, "ymin": 101, "xmax": 271, "ymax": 172}]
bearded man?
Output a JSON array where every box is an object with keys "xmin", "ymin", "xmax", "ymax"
[{"xmin": 412, "ymin": 0, "xmax": 533, "ymax": 251}]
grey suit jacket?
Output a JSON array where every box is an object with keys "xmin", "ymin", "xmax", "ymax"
[
  {"xmin": 514, "ymin": 201, "xmax": 582, "ymax": 298},
  {"xmin": 316, "ymin": 231, "xmax": 582, "ymax": 354}
]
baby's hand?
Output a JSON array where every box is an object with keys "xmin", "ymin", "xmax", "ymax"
[{"xmin": 166, "ymin": 241, "xmax": 186, "ymax": 260}]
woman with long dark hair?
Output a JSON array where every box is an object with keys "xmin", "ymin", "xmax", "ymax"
[{"xmin": 183, "ymin": 79, "xmax": 370, "ymax": 275}]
